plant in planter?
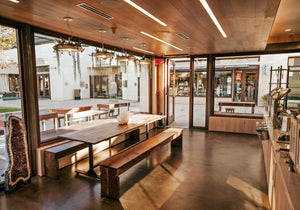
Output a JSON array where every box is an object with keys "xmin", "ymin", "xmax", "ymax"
[
  {"xmin": 261, "ymin": 94, "xmax": 268, "ymax": 101},
  {"xmin": 117, "ymin": 54, "xmax": 138, "ymax": 63},
  {"xmin": 91, "ymin": 48, "xmax": 114, "ymax": 67},
  {"xmin": 93, "ymin": 48, "xmax": 114, "ymax": 60},
  {"xmin": 137, "ymin": 56, "xmax": 151, "ymax": 65},
  {"xmin": 52, "ymin": 38, "xmax": 84, "ymax": 56}
]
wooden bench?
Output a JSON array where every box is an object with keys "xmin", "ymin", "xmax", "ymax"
[
  {"xmin": 99, "ymin": 127, "xmax": 183, "ymax": 199},
  {"xmin": 219, "ymin": 102, "xmax": 255, "ymax": 113},
  {"xmin": 44, "ymin": 141, "xmax": 88, "ymax": 178},
  {"xmin": 225, "ymin": 108, "xmax": 235, "ymax": 113}
]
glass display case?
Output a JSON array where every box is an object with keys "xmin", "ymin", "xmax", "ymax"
[
  {"xmin": 215, "ymin": 71, "xmax": 232, "ymax": 97},
  {"xmin": 234, "ymin": 71, "xmax": 242, "ymax": 101}
]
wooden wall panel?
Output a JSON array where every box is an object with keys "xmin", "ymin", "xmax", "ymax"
[{"xmin": 209, "ymin": 116, "xmax": 263, "ymax": 134}]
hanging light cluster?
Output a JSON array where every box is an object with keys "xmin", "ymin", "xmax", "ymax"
[
  {"xmin": 54, "ymin": 17, "xmax": 83, "ymax": 54},
  {"xmin": 94, "ymin": 29, "xmax": 114, "ymax": 60}
]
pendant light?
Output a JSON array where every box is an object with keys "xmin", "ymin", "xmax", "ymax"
[
  {"xmin": 94, "ymin": 29, "xmax": 114, "ymax": 59},
  {"xmin": 56, "ymin": 17, "xmax": 83, "ymax": 53},
  {"xmin": 137, "ymin": 43, "xmax": 151, "ymax": 65}
]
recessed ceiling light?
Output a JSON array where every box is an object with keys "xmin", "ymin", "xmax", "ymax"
[
  {"xmin": 133, "ymin": 47, "xmax": 154, "ymax": 54},
  {"xmin": 141, "ymin": 32, "xmax": 183, "ymax": 51},
  {"xmin": 99, "ymin": 29, "xmax": 107, "ymax": 33},
  {"xmin": 9, "ymin": 0, "xmax": 20, "ymax": 3},
  {"xmin": 199, "ymin": 0, "xmax": 227, "ymax": 38},
  {"xmin": 63, "ymin": 17, "xmax": 73, "ymax": 22},
  {"xmin": 284, "ymin": 28, "xmax": 292, "ymax": 32},
  {"xmin": 124, "ymin": 0, "xmax": 167, "ymax": 26}
]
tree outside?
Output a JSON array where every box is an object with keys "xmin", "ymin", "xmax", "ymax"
[{"xmin": 0, "ymin": 25, "xmax": 17, "ymax": 69}]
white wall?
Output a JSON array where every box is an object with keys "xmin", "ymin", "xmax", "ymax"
[
  {"xmin": 122, "ymin": 62, "xmax": 139, "ymax": 101},
  {"xmin": 140, "ymin": 65, "xmax": 150, "ymax": 112},
  {"xmin": 258, "ymin": 52, "xmax": 300, "ymax": 106},
  {"xmin": 35, "ymin": 44, "xmax": 95, "ymax": 100}
]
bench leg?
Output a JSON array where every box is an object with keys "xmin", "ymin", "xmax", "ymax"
[
  {"xmin": 171, "ymin": 135, "xmax": 183, "ymax": 154},
  {"xmin": 171, "ymin": 134, "xmax": 182, "ymax": 147},
  {"xmin": 129, "ymin": 128, "xmax": 140, "ymax": 141},
  {"xmin": 100, "ymin": 167, "xmax": 119, "ymax": 199},
  {"xmin": 45, "ymin": 152, "xmax": 59, "ymax": 179}
]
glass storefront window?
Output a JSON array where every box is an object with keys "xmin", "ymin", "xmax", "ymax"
[
  {"xmin": 176, "ymin": 72, "xmax": 190, "ymax": 97},
  {"xmin": 288, "ymin": 67, "xmax": 300, "ymax": 108},
  {"xmin": 33, "ymin": 33, "xmax": 150, "ymax": 143},
  {"xmin": 193, "ymin": 58, "xmax": 207, "ymax": 127},
  {"xmin": 215, "ymin": 71, "xmax": 232, "ymax": 97},
  {"xmin": 194, "ymin": 72, "xmax": 207, "ymax": 97},
  {"xmin": 0, "ymin": 25, "xmax": 23, "ymax": 183}
]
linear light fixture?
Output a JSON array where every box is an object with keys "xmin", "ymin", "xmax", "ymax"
[
  {"xmin": 141, "ymin": 32, "xmax": 183, "ymax": 51},
  {"xmin": 199, "ymin": 0, "xmax": 227, "ymax": 38},
  {"xmin": 133, "ymin": 47, "xmax": 154, "ymax": 54},
  {"xmin": 9, "ymin": 0, "xmax": 20, "ymax": 3},
  {"xmin": 124, "ymin": 0, "xmax": 167, "ymax": 26}
]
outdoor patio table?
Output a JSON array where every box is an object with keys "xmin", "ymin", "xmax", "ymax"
[
  {"xmin": 97, "ymin": 102, "xmax": 130, "ymax": 116},
  {"xmin": 52, "ymin": 106, "xmax": 93, "ymax": 126}
]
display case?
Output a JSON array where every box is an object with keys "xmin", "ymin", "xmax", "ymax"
[{"xmin": 177, "ymin": 82, "xmax": 189, "ymax": 96}]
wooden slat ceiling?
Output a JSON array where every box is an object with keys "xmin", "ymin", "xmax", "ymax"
[
  {"xmin": 0, "ymin": 0, "xmax": 282, "ymax": 56},
  {"xmin": 268, "ymin": 0, "xmax": 300, "ymax": 44}
]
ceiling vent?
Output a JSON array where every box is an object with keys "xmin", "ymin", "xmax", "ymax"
[
  {"xmin": 176, "ymin": 33, "xmax": 190, "ymax": 40},
  {"xmin": 77, "ymin": 3, "xmax": 114, "ymax": 20}
]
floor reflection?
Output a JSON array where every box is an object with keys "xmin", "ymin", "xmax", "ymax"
[
  {"xmin": 226, "ymin": 175, "xmax": 269, "ymax": 209},
  {"xmin": 120, "ymin": 165, "xmax": 182, "ymax": 210}
]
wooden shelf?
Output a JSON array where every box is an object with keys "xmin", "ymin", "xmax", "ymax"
[{"xmin": 263, "ymin": 114, "xmax": 300, "ymax": 210}]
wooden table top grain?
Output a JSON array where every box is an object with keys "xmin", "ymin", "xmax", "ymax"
[
  {"xmin": 59, "ymin": 119, "xmax": 144, "ymax": 144},
  {"xmin": 57, "ymin": 114, "xmax": 165, "ymax": 144}
]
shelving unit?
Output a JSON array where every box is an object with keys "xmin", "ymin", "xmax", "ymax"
[
  {"xmin": 269, "ymin": 66, "xmax": 290, "ymax": 110},
  {"xmin": 290, "ymin": 117, "xmax": 300, "ymax": 173},
  {"xmin": 262, "ymin": 114, "xmax": 300, "ymax": 210},
  {"xmin": 177, "ymin": 82, "xmax": 189, "ymax": 96}
]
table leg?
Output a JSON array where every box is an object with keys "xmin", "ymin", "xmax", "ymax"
[
  {"xmin": 87, "ymin": 144, "xmax": 97, "ymax": 176},
  {"xmin": 146, "ymin": 124, "xmax": 149, "ymax": 139},
  {"xmin": 42, "ymin": 120, "xmax": 46, "ymax": 131},
  {"xmin": 75, "ymin": 144, "xmax": 98, "ymax": 178},
  {"xmin": 65, "ymin": 115, "xmax": 70, "ymax": 126}
]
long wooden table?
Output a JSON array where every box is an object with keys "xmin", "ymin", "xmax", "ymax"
[{"xmin": 57, "ymin": 114, "xmax": 165, "ymax": 178}]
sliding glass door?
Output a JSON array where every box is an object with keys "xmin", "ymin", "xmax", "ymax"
[
  {"xmin": 192, "ymin": 58, "xmax": 207, "ymax": 128},
  {"xmin": 167, "ymin": 61, "xmax": 175, "ymax": 124}
]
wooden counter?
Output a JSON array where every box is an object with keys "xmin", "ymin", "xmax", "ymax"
[{"xmin": 263, "ymin": 114, "xmax": 300, "ymax": 210}]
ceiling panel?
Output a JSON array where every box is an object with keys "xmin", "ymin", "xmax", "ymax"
[
  {"xmin": 268, "ymin": 0, "xmax": 300, "ymax": 43},
  {"xmin": 0, "ymin": 0, "xmax": 281, "ymax": 56}
]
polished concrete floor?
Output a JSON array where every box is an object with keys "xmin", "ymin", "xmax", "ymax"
[{"xmin": 0, "ymin": 129, "xmax": 269, "ymax": 210}]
